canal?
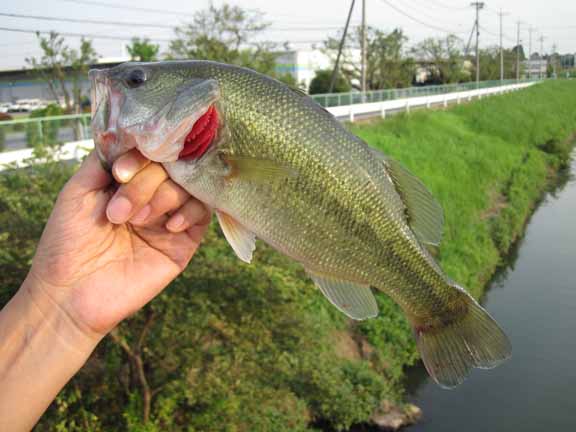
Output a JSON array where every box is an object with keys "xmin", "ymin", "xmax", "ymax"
[{"xmin": 406, "ymin": 153, "xmax": 576, "ymax": 431}]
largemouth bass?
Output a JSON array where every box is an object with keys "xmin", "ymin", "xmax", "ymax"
[{"xmin": 89, "ymin": 61, "xmax": 511, "ymax": 388}]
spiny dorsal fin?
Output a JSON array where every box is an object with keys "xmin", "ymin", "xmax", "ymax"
[
  {"xmin": 307, "ymin": 270, "xmax": 379, "ymax": 321},
  {"xmin": 216, "ymin": 210, "xmax": 256, "ymax": 263},
  {"xmin": 370, "ymin": 148, "xmax": 444, "ymax": 247}
]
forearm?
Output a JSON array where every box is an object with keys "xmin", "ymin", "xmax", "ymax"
[{"xmin": 0, "ymin": 276, "xmax": 100, "ymax": 431}]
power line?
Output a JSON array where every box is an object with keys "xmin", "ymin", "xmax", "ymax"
[
  {"xmin": 0, "ymin": 26, "xmax": 172, "ymax": 42},
  {"xmin": 0, "ymin": 12, "xmax": 347, "ymax": 32},
  {"xmin": 0, "ymin": 12, "xmax": 173, "ymax": 29},
  {"xmin": 378, "ymin": 0, "xmax": 466, "ymax": 34},
  {"xmin": 56, "ymin": 0, "xmax": 195, "ymax": 17},
  {"xmin": 0, "ymin": 25, "xmax": 323, "ymax": 47},
  {"xmin": 412, "ymin": 0, "xmax": 470, "ymax": 12},
  {"xmin": 426, "ymin": 0, "xmax": 471, "ymax": 11}
]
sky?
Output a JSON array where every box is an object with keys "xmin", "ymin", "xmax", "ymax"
[{"xmin": 1, "ymin": 0, "xmax": 575, "ymax": 70}]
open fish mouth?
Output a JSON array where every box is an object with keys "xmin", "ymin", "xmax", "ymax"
[{"xmin": 90, "ymin": 69, "xmax": 135, "ymax": 168}]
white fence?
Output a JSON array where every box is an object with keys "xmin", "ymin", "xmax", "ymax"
[
  {"xmin": 329, "ymin": 81, "xmax": 537, "ymax": 122},
  {"xmin": 0, "ymin": 81, "xmax": 538, "ymax": 171}
]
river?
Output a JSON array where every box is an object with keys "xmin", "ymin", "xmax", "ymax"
[{"xmin": 405, "ymin": 154, "xmax": 576, "ymax": 431}]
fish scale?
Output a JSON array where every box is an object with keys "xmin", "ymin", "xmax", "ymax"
[{"xmin": 170, "ymin": 63, "xmax": 452, "ymax": 315}]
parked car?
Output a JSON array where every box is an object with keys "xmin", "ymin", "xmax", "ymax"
[
  {"xmin": 7, "ymin": 99, "xmax": 48, "ymax": 113},
  {"xmin": 0, "ymin": 103, "xmax": 12, "ymax": 113}
]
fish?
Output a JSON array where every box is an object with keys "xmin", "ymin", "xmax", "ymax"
[{"xmin": 89, "ymin": 61, "xmax": 511, "ymax": 388}]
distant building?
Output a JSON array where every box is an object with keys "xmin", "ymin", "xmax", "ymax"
[
  {"xmin": 524, "ymin": 57, "xmax": 548, "ymax": 79},
  {"xmin": 275, "ymin": 50, "xmax": 333, "ymax": 91},
  {"xmin": 560, "ymin": 54, "xmax": 575, "ymax": 69},
  {"xmin": 0, "ymin": 58, "xmax": 128, "ymax": 103}
]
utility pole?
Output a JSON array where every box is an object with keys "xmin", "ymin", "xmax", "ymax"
[
  {"xmin": 329, "ymin": 0, "xmax": 356, "ymax": 93},
  {"xmin": 498, "ymin": 10, "xmax": 508, "ymax": 83},
  {"xmin": 528, "ymin": 26, "xmax": 534, "ymax": 61},
  {"xmin": 516, "ymin": 21, "xmax": 522, "ymax": 82},
  {"xmin": 361, "ymin": 0, "xmax": 367, "ymax": 99},
  {"xmin": 471, "ymin": 2, "xmax": 485, "ymax": 87},
  {"xmin": 552, "ymin": 42, "xmax": 558, "ymax": 78},
  {"xmin": 539, "ymin": 35, "xmax": 546, "ymax": 79}
]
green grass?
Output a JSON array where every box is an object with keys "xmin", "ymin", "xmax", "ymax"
[{"xmin": 1, "ymin": 81, "xmax": 575, "ymax": 431}]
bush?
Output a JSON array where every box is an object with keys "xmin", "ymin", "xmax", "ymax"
[{"xmin": 309, "ymin": 69, "xmax": 351, "ymax": 95}]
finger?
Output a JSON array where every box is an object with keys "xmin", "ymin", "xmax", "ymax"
[
  {"xmin": 130, "ymin": 179, "xmax": 190, "ymax": 225},
  {"xmin": 165, "ymin": 198, "xmax": 211, "ymax": 233},
  {"xmin": 106, "ymin": 163, "xmax": 168, "ymax": 224},
  {"xmin": 111, "ymin": 148, "xmax": 151, "ymax": 184},
  {"xmin": 64, "ymin": 151, "xmax": 111, "ymax": 198}
]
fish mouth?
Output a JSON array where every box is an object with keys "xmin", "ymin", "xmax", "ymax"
[{"xmin": 90, "ymin": 69, "xmax": 132, "ymax": 167}]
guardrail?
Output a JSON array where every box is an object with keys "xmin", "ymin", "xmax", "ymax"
[
  {"xmin": 0, "ymin": 79, "xmax": 540, "ymax": 170},
  {"xmin": 0, "ymin": 113, "xmax": 91, "ymax": 154},
  {"xmin": 310, "ymin": 79, "xmax": 539, "ymax": 107},
  {"xmin": 329, "ymin": 81, "xmax": 537, "ymax": 122}
]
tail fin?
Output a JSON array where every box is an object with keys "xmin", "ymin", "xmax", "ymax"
[{"xmin": 413, "ymin": 287, "xmax": 511, "ymax": 389}]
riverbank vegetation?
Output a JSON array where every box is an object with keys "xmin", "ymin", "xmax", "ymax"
[{"xmin": 1, "ymin": 81, "xmax": 575, "ymax": 431}]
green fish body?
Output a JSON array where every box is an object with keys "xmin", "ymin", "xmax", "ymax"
[{"xmin": 91, "ymin": 61, "xmax": 511, "ymax": 388}]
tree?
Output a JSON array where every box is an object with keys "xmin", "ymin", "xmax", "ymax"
[
  {"xmin": 412, "ymin": 35, "xmax": 467, "ymax": 84},
  {"xmin": 471, "ymin": 46, "xmax": 517, "ymax": 81},
  {"xmin": 26, "ymin": 32, "xmax": 98, "ymax": 114},
  {"xmin": 324, "ymin": 27, "xmax": 414, "ymax": 90},
  {"xmin": 168, "ymin": 3, "xmax": 278, "ymax": 76},
  {"xmin": 127, "ymin": 37, "xmax": 160, "ymax": 62},
  {"xmin": 309, "ymin": 69, "xmax": 351, "ymax": 94}
]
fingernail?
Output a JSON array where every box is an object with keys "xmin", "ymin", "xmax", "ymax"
[
  {"xmin": 107, "ymin": 196, "xmax": 133, "ymax": 224},
  {"xmin": 114, "ymin": 161, "xmax": 137, "ymax": 183},
  {"xmin": 130, "ymin": 205, "xmax": 151, "ymax": 224},
  {"xmin": 167, "ymin": 214, "xmax": 185, "ymax": 231}
]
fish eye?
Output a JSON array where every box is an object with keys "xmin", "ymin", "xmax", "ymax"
[{"xmin": 124, "ymin": 69, "xmax": 146, "ymax": 89}]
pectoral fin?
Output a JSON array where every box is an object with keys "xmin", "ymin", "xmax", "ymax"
[
  {"xmin": 224, "ymin": 155, "xmax": 296, "ymax": 183},
  {"xmin": 216, "ymin": 210, "xmax": 256, "ymax": 263},
  {"xmin": 371, "ymin": 148, "xmax": 444, "ymax": 246},
  {"xmin": 307, "ymin": 270, "xmax": 378, "ymax": 320}
]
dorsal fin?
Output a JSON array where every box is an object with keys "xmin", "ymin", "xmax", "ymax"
[{"xmin": 370, "ymin": 148, "xmax": 444, "ymax": 247}]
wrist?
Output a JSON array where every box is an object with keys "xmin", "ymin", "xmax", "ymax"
[
  {"xmin": 20, "ymin": 273, "xmax": 104, "ymax": 356},
  {"xmin": 0, "ymin": 277, "xmax": 101, "ymax": 431}
]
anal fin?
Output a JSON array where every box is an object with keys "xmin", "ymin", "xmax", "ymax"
[
  {"xmin": 216, "ymin": 211, "xmax": 256, "ymax": 264},
  {"xmin": 307, "ymin": 270, "xmax": 378, "ymax": 321}
]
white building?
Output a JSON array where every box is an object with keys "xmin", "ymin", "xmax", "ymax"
[
  {"xmin": 275, "ymin": 50, "xmax": 332, "ymax": 91},
  {"xmin": 524, "ymin": 58, "xmax": 548, "ymax": 79}
]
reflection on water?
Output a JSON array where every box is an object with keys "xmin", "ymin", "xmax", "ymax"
[{"xmin": 406, "ymin": 155, "xmax": 576, "ymax": 431}]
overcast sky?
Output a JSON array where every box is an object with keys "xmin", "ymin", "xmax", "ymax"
[{"xmin": 1, "ymin": 0, "xmax": 575, "ymax": 70}]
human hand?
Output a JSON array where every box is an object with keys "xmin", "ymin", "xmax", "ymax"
[{"xmin": 24, "ymin": 150, "xmax": 210, "ymax": 344}]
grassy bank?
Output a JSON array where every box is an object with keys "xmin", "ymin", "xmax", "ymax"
[{"xmin": 0, "ymin": 81, "xmax": 575, "ymax": 431}]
